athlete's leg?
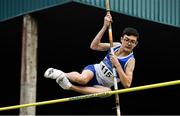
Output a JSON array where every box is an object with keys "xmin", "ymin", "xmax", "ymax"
[
  {"xmin": 66, "ymin": 70, "xmax": 93, "ymax": 85},
  {"xmin": 45, "ymin": 68, "xmax": 111, "ymax": 95},
  {"xmin": 69, "ymin": 85, "xmax": 111, "ymax": 94},
  {"xmin": 44, "ymin": 66, "xmax": 94, "ymax": 85}
]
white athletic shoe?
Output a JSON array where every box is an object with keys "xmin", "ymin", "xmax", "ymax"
[
  {"xmin": 44, "ymin": 68, "xmax": 65, "ymax": 80},
  {"xmin": 56, "ymin": 76, "xmax": 72, "ymax": 90}
]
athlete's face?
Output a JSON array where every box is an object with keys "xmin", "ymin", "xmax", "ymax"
[{"xmin": 120, "ymin": 35, "xmax": 138, "ymax": 52}]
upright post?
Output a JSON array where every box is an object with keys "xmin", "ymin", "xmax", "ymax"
[
  {"xmin": 105, "ymin": 0, "xmax": 121, "ymax": 116},
  {"xmin": 20, "ymin": 14, "xmax": 38, "ymax": 116}
]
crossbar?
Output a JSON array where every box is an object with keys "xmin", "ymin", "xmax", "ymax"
[{"xmin": 0, "ymin": 80, "xmax": 179, "ymax": 111}]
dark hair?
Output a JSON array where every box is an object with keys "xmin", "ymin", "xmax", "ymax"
[{"xmin": 122, "ymin": 27, "xmax": 139, "ymax": 38}]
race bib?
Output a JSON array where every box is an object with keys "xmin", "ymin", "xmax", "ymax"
[{"xmin": 100, "ymin": 62, "xmax": 113, "ymax": 79}]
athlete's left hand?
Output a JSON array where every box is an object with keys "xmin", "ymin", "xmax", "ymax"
[{"xmin": 110, "ymin": 55, "xmax": 120, "ymax": 68}]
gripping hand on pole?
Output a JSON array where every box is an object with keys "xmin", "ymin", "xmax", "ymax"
[{"xmin": 104, "ymin": 13, "xmax": 112, "ymax": 28}]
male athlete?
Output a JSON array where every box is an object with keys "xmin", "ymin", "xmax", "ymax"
[{"xmin": 44, "ymin": 13, "xmax": 139, "ymax": 94}]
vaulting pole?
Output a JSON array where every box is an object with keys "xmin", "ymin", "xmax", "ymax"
[{"xmin": 105, "ymin": 0, "xmax": 121, "ymax": 116}]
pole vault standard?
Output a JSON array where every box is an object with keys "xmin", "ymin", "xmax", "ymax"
[{"xmin": 105, "ymin": 0, "xmax": 121, "ymax": 116}]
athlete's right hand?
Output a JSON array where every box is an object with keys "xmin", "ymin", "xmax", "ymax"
[{"xmin": 103, "ymin": 13, "xmax": 112, "ymax": 28}]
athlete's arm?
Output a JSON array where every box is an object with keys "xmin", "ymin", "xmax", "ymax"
[
  {"xmin": 111, "ymin": 56, "xmax": 135, "ymax": 88},
  {"xmin": 90, "ymin": 13, "xmax": 114, "ymax": 51},
  {"xmin": 90, "ymin": 25, "xmax": 110, "ymax": 51}
]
